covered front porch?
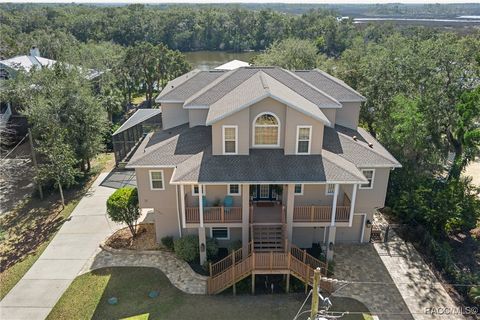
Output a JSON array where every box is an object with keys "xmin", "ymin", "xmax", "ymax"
[{"xmin": 178, "ymin": 182, "xmax": 359, "ymax": 264}]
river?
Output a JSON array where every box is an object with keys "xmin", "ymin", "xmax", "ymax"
[{"xmin": 184, "ymin": 51, "xmax": 259, "ymax": 70}]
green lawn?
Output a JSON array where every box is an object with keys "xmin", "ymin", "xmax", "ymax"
[
  {"xmin": 47, "ymin": 267, "xmax": 371, "ymax": 320},
  {"xmin": 0, "ymin": 153, "xmax": 114, "ymax": 299}
]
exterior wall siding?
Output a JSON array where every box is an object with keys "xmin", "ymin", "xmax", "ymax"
[
  {"xmin": 161, "ymin": 103, "xmax": 189, "ymax": 129},
  {"xmin": 319, "ymin": 108, "xmax": 336, "ymax": 128},
  {"xmin": 335, "ymin": 102, "xmax": 361, "ymax": 130},
  {"xmin": 135, "ymin": 167, "xmax": 181, "ymax": 241},
  {"xmin": 211, "ymin": 108, "xmax": 250, "ymax": 155},
  {"xmin": 284, "ymin": 107, "xmax": 324, "ymax": 155},
  {"xmin": 188, "ymin": 109, "xmax": 208, "ymax": 127}
]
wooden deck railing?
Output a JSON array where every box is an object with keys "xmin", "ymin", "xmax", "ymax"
[
  {"xmin": 185, "ymin": 206, "xmax": 242, "ymax": 224},
  {"xmin": 293, "ymin": 206, "xmax": 350, "ymax": 223},
  {"xmin": 207, "ymin": 241, "xmax": 331, "ymax": 294}
]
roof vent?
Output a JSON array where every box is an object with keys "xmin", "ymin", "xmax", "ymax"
[
  {"xmin": 352, "ymin": 135, "xmax": 357, "ymax": 141},
  {"xmin": 368, "ymin": 143, "xmax": 373, "ymax": 148}
]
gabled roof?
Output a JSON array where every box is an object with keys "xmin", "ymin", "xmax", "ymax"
[
  {"xmin": 294, "ymin": 69, "xmax": 366, "ymax": 102},
  {"xmin": 205, "ymin": 71, "xmax": 331, "ymax": 125},
  {"xmin": 184, "ymin": 67, "xmax": 342, "ymax": 110},
  {"xmin": 113, "ymin": 109, "xmax": 162, "ymax": 136}
]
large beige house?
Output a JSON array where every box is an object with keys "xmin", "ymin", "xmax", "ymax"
[{"xmin": 127, "ymin": 67, "xmax": 401, "ymax": 277}]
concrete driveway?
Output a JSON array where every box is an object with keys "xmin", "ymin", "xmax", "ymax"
[{"xmin": 0, "ymin": 172, "xmax": 121, "ymax": 320}]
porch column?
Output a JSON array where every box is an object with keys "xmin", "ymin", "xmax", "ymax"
[
  {"xmin": 326, "ymin": 226, "xmax": 336, "ymax": 261},
  {"xmin": 348, "ymin": 184, "xmax": 358, "ymax": 227},
  {"xmin": 286, "ymin": 184, "xmax": 295, "ymax": 247},
  {"xmin": 198, "ymin": 184, "xmax": 207, "ymax": 264},
  {"xmin": 241, "ymin": 184, "xmax": 250, "ymax": 258},
  {"xmin": 180, "ymin": 184, "xmax": 186, "ymax": 228},
  {"xmin": 330, "ymin": 184, "xmax": 339, "ymax": 226}
]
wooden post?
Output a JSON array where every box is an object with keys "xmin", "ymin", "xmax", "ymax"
[
  {"xmin": 305, "ymin": 267, "xmax": 310, "ymax": 294},
  {"xmin": 221, "ymin": 206, "xmax": 225, "ymax": 222},
  {"xmin": 251, "ymin": 273, "xmax": 255, "ymax": 295},
  {"xmin": 232, "ymin": 252, "xmax": 236, "ymax": 296},
  {"xmin": 310, "ymin": 268, "xmax": 321, "ymax": 320},
  {"xmin": 28, "ymin": 128, "xmax": 43, "ymax": 200},
  {"xmin": 303, "ymin": 249, "xmax": 307, "ymax": 263},
  {"xmin": 270, "ymin": 251, "xmax": 273, "ymax": 271},
  {"xmin": 209, "ymin": 262, "xmax": 212, "ymax": 277},
  {"xmin": 286, "ymin": 273, "xmax": 290, "ymax": 293},
  {"xmin": 310, "ymin": 205, "xmax": 314, "ymax": 222}
]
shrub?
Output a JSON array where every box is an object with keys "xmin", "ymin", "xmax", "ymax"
[
  {"xmin": 174, "ymin": 235, "xmax": 199, "ymax": 262},
  {"xmin": 228, "ymin": 240, "xmax": 242, "ymax": 253},
  {"xmin": 106, "ymin": 187, "xmax": 140, "ymax": 237},
  {"xmin": 161, "ymin": 236, "xmax": 174, "ymax": 251},
  {"xmin": 173, "ymin": 235, "xmax": 219, "ymax": 262},
  {"xmin": 206, "ymin": 237, "xmax": 219, "ymax": 259}
]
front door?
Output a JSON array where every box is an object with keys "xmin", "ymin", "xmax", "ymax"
[{"xmin": 252, "ymin": 185, "xmax": 275, "ymax": 201}]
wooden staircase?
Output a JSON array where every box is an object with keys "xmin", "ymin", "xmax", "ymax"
[
  {"xmin": 207, "ymin": 241, "xmax": 334, "ymax": 295},
  {"xmin": 251, "ymin": 225, "xmax": 285, "ymax": 252}
]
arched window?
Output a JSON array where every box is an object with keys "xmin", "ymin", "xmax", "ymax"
[{"xmin": 253, "ymin": 112, "xmax": 280, "ymax": 147}]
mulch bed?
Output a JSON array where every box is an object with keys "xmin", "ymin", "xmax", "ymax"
[{"xmin": 105, "ymin": 223, "xmax": 161, "ymax": 251}]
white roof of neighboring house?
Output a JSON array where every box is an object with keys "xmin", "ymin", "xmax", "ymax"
[
  {"xmin": 0, "ymin": 55, "xmax": 56, "ymax": 72},
  {"xmin": 214, "ymin": 59, "xmax": 250, "ymax": 70},
  {"xmin": 0, "ymin": 55, "xmax": 101, "ymax": 80}
]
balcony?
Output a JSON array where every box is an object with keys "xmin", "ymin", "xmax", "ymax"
[
  {"xmin": 293, "ymin": 206, "xmax": 350, "ymax": 223},
  {"xmin": 185, "ymin": 206, "xmax": 242, "ymax": 224}
]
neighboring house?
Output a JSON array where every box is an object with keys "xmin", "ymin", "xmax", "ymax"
[
  {"xmin": 215, "ymin": 59, "xmax": 250, "ymax": 70},
  {"xmin": 126, "ymin": 66, "xmax": 401, "ymax": 293},
  {"xmin": 0, "ymin": 47, "xmax": 101, "ymax": 137}
]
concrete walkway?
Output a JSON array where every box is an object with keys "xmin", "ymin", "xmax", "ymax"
[
  {"xmin": 374, "ymin": 239, "xmax": 464, "ymax": 320},
  {"xmin": 0, "ymin": 173, "xmax": 120, "ymax": 320}
]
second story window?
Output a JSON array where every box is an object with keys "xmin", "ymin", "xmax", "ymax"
[
  {"xmin": 223, "ymin": 125, "xmax": 237, "ymax": 155},
  {"xmin": 294, "ymin": 184, "xmax": 303, "ymax": 195},
  {"xmin": 253, "ymin": 113, "xmax": 280, "ymax": 147},
  {"xmin": 149, "ymin": 170, "xmax": 164, "ymax": 190},
  {"xmin": 296, "ymin": 126, "xmax": 312, "ymax": 154},
  {"xmin": 360, "ymin": 169, "xmax": 375, "ymax": 189}
]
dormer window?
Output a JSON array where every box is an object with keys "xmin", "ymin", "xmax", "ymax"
[
  {"xmin": 222, "ymin": 125, "xmax": 238, "ymax": 155},
  {"xmin": 253, "ymin": 112, "xmax": 280, "ymax": 147}
]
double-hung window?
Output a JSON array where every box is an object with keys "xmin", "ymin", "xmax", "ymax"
[
  {"xmin": 360, "ymin": 169, "xmax": 375, "ymax": 189},
  {"xmin": 223, "ymin": 125, "xmax": 238, "ymax": 155},
  {"xmin": 296, "ymin": 126, "xmax": 312, "ymax": 154},
  {"xmin": 228, "ymin": 184, "xmax": 241, "ymax": 196},
  {"xmin": 325, "ymin": 183, "xmax": 335, "ymax": 195},
  {"xmin": 294, "ymin": 184, "xmax": 303, "ymax": 195},
  {"xmin": 149, "ymin": 170, "xmax": 164, "ymax": 190},
  {"xmin": 192, "ymin": 185, "xmax": 200, "ymax": 196}
]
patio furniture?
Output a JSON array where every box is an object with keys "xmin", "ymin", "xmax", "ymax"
[{"xmin": 224, "ymin": 196, "xmax": 233, "ymax": 213}]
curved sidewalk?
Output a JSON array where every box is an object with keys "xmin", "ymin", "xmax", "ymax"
[
  {"xmin": 0, "ymin": 173, "xmax": 120, "ymax": 320},
  {"xmin": 81, "ymin": 246, "xmax": 208, "ymax": 295}
]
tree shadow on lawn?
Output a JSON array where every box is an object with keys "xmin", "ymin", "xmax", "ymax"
[{"xmin": 89, "ymin": 267, "xmax": 370, "ymax": 320}]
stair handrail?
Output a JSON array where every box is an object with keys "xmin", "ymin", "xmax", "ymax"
[
  {"xmin": 290, "ymin": 242, "xmax": 328, "ymax": 275},
  {"xmin": 209, "ymin": 241, "xmax": 252, "ymax": 276}
]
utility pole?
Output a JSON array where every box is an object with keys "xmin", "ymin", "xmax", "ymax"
[
  {"xmin": 310, "ymin": 267, "xmax": 321, "ymax": 320},
  {"xmin": 28, "ymin": 128, "xmax": 43, "ymax": 200}
]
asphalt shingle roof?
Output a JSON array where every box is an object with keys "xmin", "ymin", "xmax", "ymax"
[
  {"xmin": 205, "ymin": 71, "xmax": 330, "ymax": 125},
  {"xmin": 294, "ymin": 69, "xmax": 366, "ymax": 102},
  {"xmin": 126, "ymin": 124, "xmax": 399, "ymax": 183},
  {"xmin": 323, "ymin": 125, "xmax": 401, "ymax": 167},
  {"xmin": 156, "ymin": 69, "xmax": 226, "ymax": 103}
]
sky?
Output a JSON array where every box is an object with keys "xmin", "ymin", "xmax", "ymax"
[{"xmin": 3, "ymin": 0, "xmax": 480, "ymax": 4}]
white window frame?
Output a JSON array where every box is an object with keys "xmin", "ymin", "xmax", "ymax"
[
  {"xmin": 359, "ymin": 169, "xmax": 375, "ymax": 190},
  {"xmin": 149, "ymin": 170, "xmax": 165, "ymax": 191},
  {"xmin": 227, "ymin": 184, "xmax": 241, "ymax": 196},
  {"xmin": 296, "ymin": 125, "xmax": 312, "ymax": 155},
  {"xmin": 191, "ymin": 184, "xmax": 207, "ymax": 197},
  {"xmin": 211, "ymin": 227, "xmax": 229, "ymax": 240},
  {"xmin": 252, "ymin": 112, "xmax": 281, "ymax": 148},
  {"xmin": 294, "ymin": 184, "xmax": 303, "ymax": 195},
  {"xmin": 325, "ymin": 183, "xmax": 335, "ymax": 195},
  {"xmin": 222, "ymin": 125, "xmax": 238, "ymax": 155}
]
